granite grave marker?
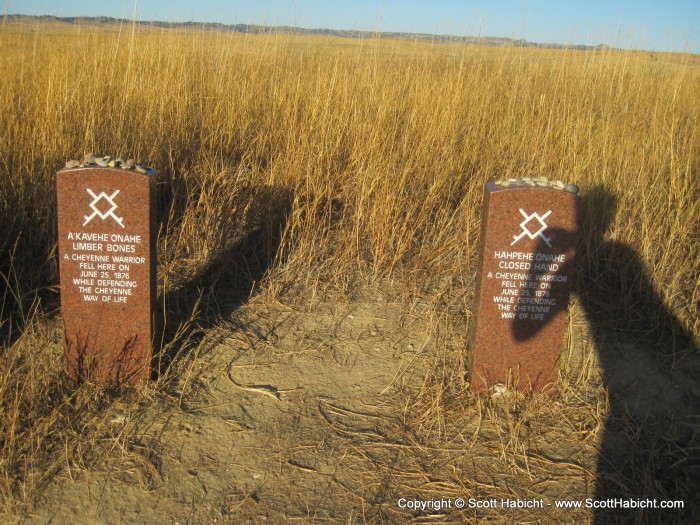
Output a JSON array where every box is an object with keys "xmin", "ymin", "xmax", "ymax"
[
  {"xmin": 469, "ymin": 178, "xmax": 579, "ymax": 393},
  {"xmin": 57, "ymin": 156, "xmax": 156, "ymax": 384}
]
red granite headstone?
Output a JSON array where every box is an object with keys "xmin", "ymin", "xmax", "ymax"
[
  {"xmin": 57, "ymin": 163, "xmax": 156, "ymax": 384},
  {"xmin": 469, "ymin": 179, "xmax": 579, "ymax": 393}
]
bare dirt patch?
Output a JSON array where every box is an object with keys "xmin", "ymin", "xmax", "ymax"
[
  {"xmin": 27, "ymin": 296, "xmax": 442, "ymax": 523},
  {"xmin": 9, "ymin": 286, "xmax": 700, "ymax": 525}
]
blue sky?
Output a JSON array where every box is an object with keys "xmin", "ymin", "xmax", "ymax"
[{"xmin": 8, "ymin": 1, "xmax": 699, "ymax": 53}]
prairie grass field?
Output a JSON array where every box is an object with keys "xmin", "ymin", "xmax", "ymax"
[{"xmin": 0, "ymin": 18, "xmax": 699, "ymax": 523}]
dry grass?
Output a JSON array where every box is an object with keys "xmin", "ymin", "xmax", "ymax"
[{"xmin": 0, "ymin": 18, "xmax": 698, "ymax": 522}]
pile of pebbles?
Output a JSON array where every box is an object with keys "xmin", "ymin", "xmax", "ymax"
[
  {"xmin": 493, "ymin": 176, "xmax": 579, "ymax": 194},
  {"xmin": 65, "ymin": 154, "xmax": 152, "ymax": 174}
]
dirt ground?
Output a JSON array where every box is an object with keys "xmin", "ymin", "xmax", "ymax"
[
  {"xmin": 28, "ymin": 294, "xmax": 448, "ymax": 523},
  {"xmin": 17, "ymin": 287, "xmax": 700, "ymax": 524}
]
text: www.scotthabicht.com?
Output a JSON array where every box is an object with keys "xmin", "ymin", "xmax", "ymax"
[{"xmin": 397, "ymin": 498, "xmax": 685, "ymax": 511}]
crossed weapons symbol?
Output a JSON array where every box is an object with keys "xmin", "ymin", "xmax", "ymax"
[
  {"xmin": 511, "ymin": 209, "xmax": 552, "ymax": 247},
  {"xmin": 83, "ymin": 188, "xmax": 125, "ymax": 228}
]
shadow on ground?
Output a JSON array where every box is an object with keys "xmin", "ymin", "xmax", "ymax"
[
  {"xmin": 523, "ymin": 186, "xmax": 700, "ymax": 524},
  {"xmin": 153, "ymin": 184, "xmax": 294, "ymax": 376},
  {"xmin": 578, "ymin": 187, "xmax": 700, "ymax": 525}
]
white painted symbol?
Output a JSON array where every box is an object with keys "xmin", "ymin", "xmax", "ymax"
[
  {"xmin": 83, "ymin": 188, "xmax": 124, "ymax": 228},
  {"xmin": 511, "ymin": 208, "xmax": 552, "ymax": 247}
]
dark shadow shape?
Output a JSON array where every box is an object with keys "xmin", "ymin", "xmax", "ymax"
[
  {"xmin": 1, "ymin": 154, "xmax": 77, "ymax": 346},
  {"xmin": 65, "ymin": 331, "xmax": 147, "ymax": 386},
  {"xmin": 0, "ymin": 218, "xmax": 60, "ymax": 348},
  {"xmin": 579, "ymin": 187, "xmax": 700, "ymax": 525},
  {"xmin": 511, "ymin": 229, "xmax": 579, "ymax": 344},
  {"xmin": 153, "ymin": 185, "xmax": 294, "ymax": 377},
  {"xmin": 518, "ymin": 186, "xmax": 700, "ymax": 523}
]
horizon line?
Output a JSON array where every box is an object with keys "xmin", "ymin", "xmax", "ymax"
[{"xmin": 1, "ymin": 13, "xmax": 640, "ymax": 54}]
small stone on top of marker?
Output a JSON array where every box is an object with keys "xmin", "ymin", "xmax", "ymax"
[
  {"xmin": 491, "ymin": 177, "xmax": 579, "ymax": 193},
  {"xmin": 63, "ymin": 155, "xmax": 152, "ymax": 172}
]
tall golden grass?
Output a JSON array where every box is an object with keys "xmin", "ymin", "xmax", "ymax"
[{"xmin": 0, "ymin": 19, "xmax": 698, "ymax": 518}]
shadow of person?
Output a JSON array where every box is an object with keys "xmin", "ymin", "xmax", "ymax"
[
  {"xmin": 153, "ymin": 184, "xmax": 294, "ymax": 377},
  {"xmin": 516, "ymin": 185, "xmax": 699, "ymax": 522},
  {"xmin": 576, "ymin": 186, "xmax": 700, "ymax": 524},
  {"xmin": 510, "ymin": 227, "xmax": 578, "ymax": 346},
  {"xmin": 512, "ymin": 185, "xmax": 700, "ymax": 522}
]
